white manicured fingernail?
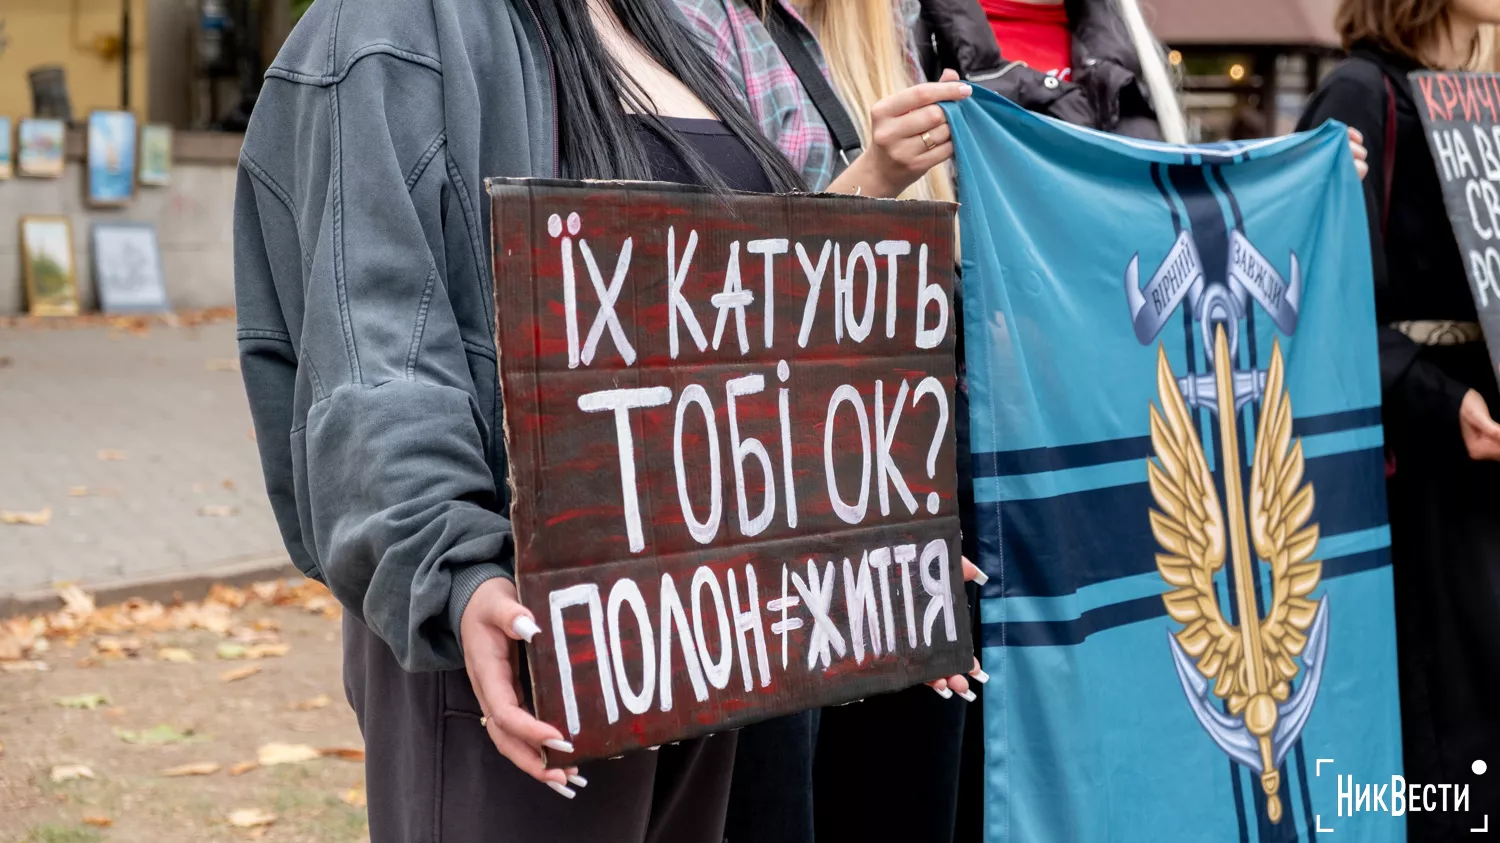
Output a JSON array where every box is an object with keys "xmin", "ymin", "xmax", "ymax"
[
  {"xmin": 957, "ymin": 689, "xmax": 977, "ymax": 702},
  {"xmin": 972, "ymin": 568, "xmax": 989, "ymax": 586},
  {"xmin": 969, "ymin": 668, "xmax": 990, "ymax": 684},
  {"xmin": 512, "ymin": 615, "xmax": 542, "ymax": 642},
  {"xmin": 543, "ymin": 739, "xmax": 574, "ymax": 753},
  {"xmin": 567, "ymin": 774, "xmax": 588, "ymax": 788},
  {"xmin": 933, "ymin": 685, "xmax": 953, "ymax": 699},
  {"xmin": 547, "ymin": 781, "xmax": 577, "ymax": 799}
]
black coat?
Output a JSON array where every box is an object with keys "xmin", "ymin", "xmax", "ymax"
[
  {"xmin": 1299, "ymin": 44, "xmax": 1500, "ymax": 841},
  {"xmin": 914, "ymin": 0, "xmax": 1162, "ymax": 139}
]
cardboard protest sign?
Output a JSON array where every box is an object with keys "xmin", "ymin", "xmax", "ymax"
[
  {"xmin": 488, "ymin": 179, "xmax": 972, "ymax": 762},
  {"xmin": 1410, "ymin": 71, "xmax": 1500, "ymax": 384}
]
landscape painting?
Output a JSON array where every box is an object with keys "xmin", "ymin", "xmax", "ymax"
[
  {"xmin": 139, "ymin": 124, "xmax": 172, "ymax": 187},
  {"xmin": 21, "ymin": 216, "xmax": 80, "ymax": 317},
  {"xmin": 18, "ymin": 119, "xmax": 65, "ymax": 178}
]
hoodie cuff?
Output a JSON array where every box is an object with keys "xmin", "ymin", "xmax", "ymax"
[{"xmin": 448, "ymin": 561, "xmax": 515, "ymax": 652}]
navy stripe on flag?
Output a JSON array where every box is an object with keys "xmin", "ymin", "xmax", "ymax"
[
  {"xmin": 972, "ymin": 408, "xmax": 1380, "ymax": 479},
  {"xmin": 982, "ymin": 546, "xmax": 1390, "ymax": 648},
  {"xmin": 977, "ymin": 446, "xmax": 1388, "ymax": 600}
]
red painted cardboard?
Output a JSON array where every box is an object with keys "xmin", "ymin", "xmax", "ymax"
[{"xmin": 489, "ymin": 178, "xmax": 972, "ymax": 763}]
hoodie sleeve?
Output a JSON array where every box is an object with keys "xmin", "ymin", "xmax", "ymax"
[{"xmin": 234, "ymin": 50, "xmax": 512, "ymax": 674}]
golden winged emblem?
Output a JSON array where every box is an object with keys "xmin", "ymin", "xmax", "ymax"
[{"xmin": 1148, "ymin": 329, "xmax": 1324, "ymax": 824}]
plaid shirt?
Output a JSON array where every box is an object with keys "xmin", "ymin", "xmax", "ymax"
[{"xmin": 675, "ymin": 0, "xmax": 841, "ymax": 191}]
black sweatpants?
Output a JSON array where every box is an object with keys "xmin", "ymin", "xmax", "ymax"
[{"xmin": 342, "ymin": 615, "xmax": 739, "ymax": 843}]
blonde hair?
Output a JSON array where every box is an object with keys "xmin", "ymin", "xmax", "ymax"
[{"xmin": 798, "ymin": 0, "xmax": 956, "ymax": 203}]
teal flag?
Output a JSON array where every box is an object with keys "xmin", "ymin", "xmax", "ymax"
[{"xmin": 946, "ymin": 91, "xmax": 1405, "ymax": 842}]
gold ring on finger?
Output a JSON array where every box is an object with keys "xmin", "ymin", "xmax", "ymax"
[{"xmin": 921, "ymin": 130, "xmax": 936, "ymax": 151}]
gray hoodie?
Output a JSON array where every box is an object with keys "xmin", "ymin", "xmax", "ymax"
[{"xmin": 234, "ymin": 0, "xmax": 553, "ymax": 672}]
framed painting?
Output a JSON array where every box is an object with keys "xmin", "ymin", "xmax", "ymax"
[
  {"xmin": 88, "ymin": 111, "xmax": 137, "ymax": 206},
  {"xmin": 0, "ymin": 117, "xmax": 12, "ymax": 179},
  {"xmin": 21, "ymin": 216, "xmax": 80, "ymax": 317},
  {"xmin": 138, "ymin": 124, "xmax": 172, "ymax": 187},
  {"xmin": 18, "ymin": 118, "xmax": 66, "ymax": 178},
  {"xmin": 92, "ymin": 222, "xmax": 169, "ymax": 313}
]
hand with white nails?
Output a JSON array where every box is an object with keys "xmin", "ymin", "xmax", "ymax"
[
  {"xmin": 925, "ymin": 556, "xmax": 987, "ymax": 701},
  {"xmin": 460, "ymin": 577, "xmax": 583, "ymax": 796}
]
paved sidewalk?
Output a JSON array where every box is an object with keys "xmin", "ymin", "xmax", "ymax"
[{"xmin": 0, "ymin": 320, "xmax": 286, "ymax": 598}]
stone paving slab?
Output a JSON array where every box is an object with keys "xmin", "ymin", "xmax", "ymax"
[{"xmin": 0, "ymin": 321, "xmax": 287, "ymax": 597}]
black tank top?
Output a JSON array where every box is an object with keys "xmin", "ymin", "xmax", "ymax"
[{"xmin": 633, "ymin": 116, "xmax": 775, "ymax": 192}]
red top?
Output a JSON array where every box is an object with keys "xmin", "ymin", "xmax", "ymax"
[{"xmin": 979, "ymin": 0, "xmax": 1073, "ymax": 82}]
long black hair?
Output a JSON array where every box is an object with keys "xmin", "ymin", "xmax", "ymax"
[{"xmin": 531, "ymin": 0, "xmax": 806, "ymax": 193}]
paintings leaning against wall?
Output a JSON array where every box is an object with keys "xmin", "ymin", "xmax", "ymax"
[
  {"xmin": 18, "ymin": 119, "xmax": 65, "ymax": 179},
  {"xmin": 88, "ymin": 111, "xmax": 137, "ymax": 206},
  {"xmin": 21, "ymin": 216, "xmax": 80, "ymax": 317},
  {"xmin": 0, "ymin": 117, "xmax": 12, "ymax": 180},
  {"xmin": 139, "ymin": 124, "xmax": 173, "ymax": 187}
]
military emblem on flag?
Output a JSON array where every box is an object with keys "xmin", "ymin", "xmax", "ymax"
[{"xmin": 1128, "ymin": 228, "xmax": 1329, "ymax": 824}]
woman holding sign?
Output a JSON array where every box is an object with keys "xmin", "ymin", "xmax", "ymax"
[
  {"xmin": 233, "ymin": 0, "xmax": 977, "ymax": 841},
  {"xmin": 1299, "ymin": 1, "xmax": 1500, "ymax": 838}
]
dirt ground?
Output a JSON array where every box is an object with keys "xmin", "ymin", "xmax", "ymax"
[{"xmin": 0, "ymin": 589, "xmax": 368, "ymax": 843}]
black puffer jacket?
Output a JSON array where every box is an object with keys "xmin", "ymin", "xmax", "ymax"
[{"xmin": 915, "ymin": 0, "xmax": 1163, "ymax": 139}]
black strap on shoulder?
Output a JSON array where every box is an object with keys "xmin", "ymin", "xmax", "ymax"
[{"xmin": 763, "ymin": 5, "xmax": 863, "ymax": 161}]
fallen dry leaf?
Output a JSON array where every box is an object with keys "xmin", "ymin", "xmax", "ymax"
[
  {"xmin": 50, "ymin": 764, "xmax": 95, "ymax": 783},
  {"xmin": 95, "ymin": 636, "xmax": 143, "ymax": 658},
  {"xmin": 199, "ymin": 505, "xmax": 237, "ymax": 518},
  {"xmin": 157, "ymin": 647, "xmax": 196, "ymax": 663},
  {"xmin": 245, "ymin": 643, "xmax": 290, "ymax": 660},
  {"xmin": 115, "ymin": 724, "xmax": 194, "ymax": 745},
  {"xmin": 58, "ymin": 584, "xmax": 96, "ymax": 616},
  {"xmin": 96, "ymin": 450, "xmax": 129, "ymax": 461},
  {"xmin": 229, "ymin": 761, "xmax": 260, "ymax": 776},
  {"xmin": 205, "ymin": 358, "xmax": 241, "ymax": 372},
  {"xmin": 208, "ymin": 584, "xmax": 249, "ymax": 609},
  {"xmin": 220, "ymin": 664, "xmax": 262, "ymax": 683},
  {"xmin": 257, "ymin": 743, "xmax": 321, "ymax": 766},
  {"xmin": 222, "ymin": 478, "xmax": 237, "ymax": 490},
  {"xmin": 227, "ymin": 809, "xmax": 277, "ymax": 829},
  {"xmin": 161, "ymin": 761, "xmax": 221, "ymax": 777},
  {"xmin": 67, "ymin": 486, "xmax": 90, "ymax": 497},
  {"xmin": 341, "ymin": 782, "xmax": 367, "ymax": 807},
  {"xmin": 289, "ymin": 694, "xmax": 332, "ymax": 711},
  {"xmin": 57, "ymin": 693, "xmax": 110, "ymax": 710},
  {"xmin": 2, "ymin": 660, "xmax": 49, "ymax": 672},
  {"xmin": 318, "ymin": 747, "xmax": 365, "ymax": 762},
  {"xmin": 1, "ymin": 507, "xmax": 52, "ymax": 526},
  {"xmin": 81, "ymin": 815, "xmax": 113, "ymax": 828},
  {"xmin": 216, "ymin": 643, "xmax": 247, "ymax": 660}
]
